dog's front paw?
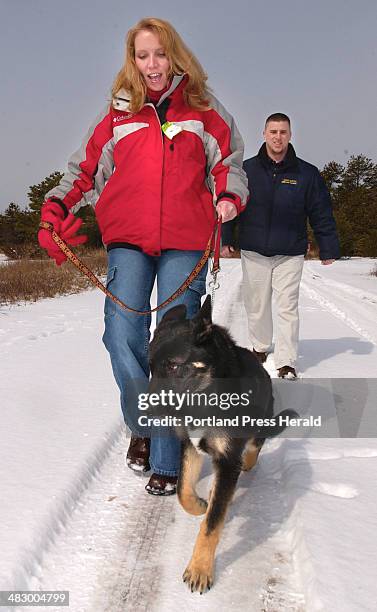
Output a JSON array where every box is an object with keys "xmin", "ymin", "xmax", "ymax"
[{"xmin": 183, "ymin": 560, "xmax": 213, "ymax": 594}]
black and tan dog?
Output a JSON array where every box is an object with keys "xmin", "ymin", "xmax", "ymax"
[{"xmin": 148, "ymin": 295, "xmax": 295, "ymax": 594}]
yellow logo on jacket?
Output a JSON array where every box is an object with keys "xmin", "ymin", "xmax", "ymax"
[{"xmin": 281, "ymin": 178, "xmax": 298, "ymax": 185}]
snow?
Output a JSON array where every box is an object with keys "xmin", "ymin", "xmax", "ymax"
[
  {"xmin": 0, "ymin": 292, "xmax": 122, "ymax": 596},
  {"xmin": 1, "ymin": 258, "xmax": 377, "ymax": 611},
  {"xmin": 0, "ymin": 253, "xmax": 10, "ymax": 265}
]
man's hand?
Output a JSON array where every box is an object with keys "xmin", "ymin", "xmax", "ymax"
[
  {"xmin": 321, "ymin": 259, "xmax": 335, "ymax": 265},
  {"xmin": 220, "ymin": 245, "xmax": 235, "ymax": 258},
  {"xmin": 215, "ymin": 200, "xmax": 237, "ymax": 223}
]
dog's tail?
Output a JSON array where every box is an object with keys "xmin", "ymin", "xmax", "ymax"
[{"xmin": 256, "ymin": 409, "xmax": 299, "ymax": 439}]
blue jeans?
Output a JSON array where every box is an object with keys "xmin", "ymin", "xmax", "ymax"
[{"xmin": 102, "ymin": 248, "xmax": 207, "ymax": 476}]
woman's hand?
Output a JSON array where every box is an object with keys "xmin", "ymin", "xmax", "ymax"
[
  {"xmin": 215, "ymin": 200, "xmax": 237, "ymax": 223},
  {"xmin": 38, "ymin": 200, "xmax": 87, "ymax": 265}
]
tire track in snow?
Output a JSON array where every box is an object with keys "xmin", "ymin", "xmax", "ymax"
[
  {"xmin": 34, "ymin": 433, "xmax": 306, "ymax": 612},
  {"xmin": 301, "ymin": 268, "xmax": 377, "ymax": 346},
  {"xmin": 12, "ymin": 420, "xmax": 124, "ymax": 597},
  {"xmin": 33, "ymin": 431, "xmax": 177, "ymax": 612},
  {"xmin": 305, "ymin": 263, "xmax": 377, "ymax": 304}
]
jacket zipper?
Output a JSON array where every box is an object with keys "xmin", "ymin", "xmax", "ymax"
[
  {"xmin": 265, "ymin": 166, "xmax": 278, "ymax": 253},
  {"xmin": 147, "ymin": 103, "xmax": 165, "ymax": 254}
]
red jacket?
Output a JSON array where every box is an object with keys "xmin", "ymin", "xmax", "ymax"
[{"xmin": 46, "ymin": 75, "xmax": 248, "ymax": 256}]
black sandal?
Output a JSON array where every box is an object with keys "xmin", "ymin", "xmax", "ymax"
[{"xmin": 145, "ymin": 473, "xmax": 177, "ymax": 496}]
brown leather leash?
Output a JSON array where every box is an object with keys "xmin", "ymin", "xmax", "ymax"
[{"xmin": 39, "ymin": 218, "xmax": 222, "ymax": 315}]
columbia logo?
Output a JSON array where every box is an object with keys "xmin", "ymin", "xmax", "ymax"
[
  {"xmin": 281, "ymin": 178, "xmax": 298, "ymax": 185},
  {"xmin": 113, "ymin": 114, "xmax": 133, "ymax": 123}
]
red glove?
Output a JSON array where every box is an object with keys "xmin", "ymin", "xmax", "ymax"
[{"xmin": 38, "ymin": 199, "xmax": 88, "ymax": 266}]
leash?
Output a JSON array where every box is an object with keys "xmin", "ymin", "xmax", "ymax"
[
  {"xmin": 39, "ymin": 218, "xmax": 222, "ymax": 315},
  {"xmin": 209, "ymin": 213, "xmax": 221, "ymax": 307}
]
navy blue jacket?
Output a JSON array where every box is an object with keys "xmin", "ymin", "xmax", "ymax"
[{"xmin": 222, "ymin": 143, "xmax": 340, "ymax": 259}]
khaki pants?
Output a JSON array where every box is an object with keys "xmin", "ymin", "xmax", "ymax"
[{"xmin": 241, "ymin": 250, "xmax": 305, "ymax": 368}]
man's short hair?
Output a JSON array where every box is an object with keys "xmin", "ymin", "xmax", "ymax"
[{"xmin": 265, "ymin": 113, "xmax": 291, "ymax": 126}]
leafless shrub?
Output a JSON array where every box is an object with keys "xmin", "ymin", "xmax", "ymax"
[{"xmin": 0, "ymin": 249, "xmax": 107, "ymax": 304}]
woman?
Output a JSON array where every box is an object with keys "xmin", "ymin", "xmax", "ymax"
[{"xmin": 38, "ymin": 17, "xmax": 248, "ymax": 496}]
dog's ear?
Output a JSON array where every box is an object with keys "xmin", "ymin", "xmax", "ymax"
[
  {"xmin": 160, "ymin": 303, "xmax": 187, "ymax": 324},
  {"xmin": 193, "ymin": 295, "xmax": 213, "ymax": 342}
]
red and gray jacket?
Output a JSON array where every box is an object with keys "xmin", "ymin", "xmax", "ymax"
[{"xmin": 46, "ymin": 75, "xmax": 248, "ymax": 256}]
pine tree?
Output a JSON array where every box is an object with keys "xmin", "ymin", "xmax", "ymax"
[
  {"xmin": 0, "ymin": 203, "xmax": 34, "ymax": 258},
  {"xmin": 0, "ymin": 171, "xmax": 102, "ymax": 258},
  {"xmin": 321, "ymin": 161, "xmax": 344, "ymax": 202},
  {"xmin": 340, "ymin": 155, "xmax": 377, "ymax": 191},
  {"xmin": 28, "ymin": 172, "xmax": 64, "ymax": 213},
  {"xmin": 331, "ymin": 155, "xmax": 377, "ymax": 256},
  {"xmin": 27, "ymin": 171, "xmax": 102, "ymax": 247}
]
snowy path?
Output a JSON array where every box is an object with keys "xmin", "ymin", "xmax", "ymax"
[
  {"xmin": 0, "ymin": 292, "xmax": 122, "ymax": 596},
  {"xmin": 301, "ymin": 262, "xmax": 377, "ymax": 346},
  {"xmin": 33, "ymin": 432, "xmax": 306, "ymax": 612},
  {"xmin": 1, "ymin": 259, "xmax": 377, "ymax": 611}
]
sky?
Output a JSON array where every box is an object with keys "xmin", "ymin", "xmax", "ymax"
[{"xmin": 1, "ymin": 0, "xmax": 376, "ymax": 212}]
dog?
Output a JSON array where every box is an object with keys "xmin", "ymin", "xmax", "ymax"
[{"xmin": 148, "ymin": 295, "xmax": 296, "ymax": 594}]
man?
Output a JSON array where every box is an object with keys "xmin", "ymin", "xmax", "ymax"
[{"xmin": 221, "ymin": 113, "xmax": 340, "ymax": 378}]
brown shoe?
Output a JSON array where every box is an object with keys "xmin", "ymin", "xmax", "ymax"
[
  {"xmin": 278, "ymin": 366, "xmax": 297, "ymax": 379},
  {"xmin": 145, "ymin": 473, "xmax": 177, "ymax": 496},
  {"xmin": 253, "ymin": 349, "xmax": 267, "ymax": 364},
  {"xmin": 126, "ymin": 436, "xmax": 150, "ymax": 472}
]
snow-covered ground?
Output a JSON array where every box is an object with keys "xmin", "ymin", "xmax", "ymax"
[{"xmin": 1, "ymin": 258, "xmax": 377, "ymax": 611}]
